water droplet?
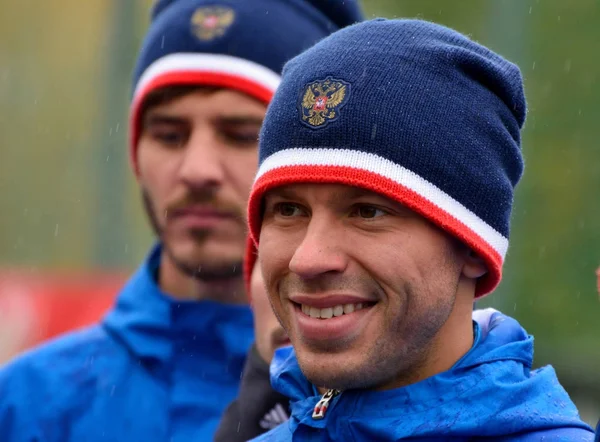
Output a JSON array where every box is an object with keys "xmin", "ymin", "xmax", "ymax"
[{"xmin": 371, "ymin": 124, "xmax": 378, "ymax": 140}]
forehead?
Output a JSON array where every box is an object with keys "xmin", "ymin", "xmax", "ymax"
[
  {"xmin": 264, "ymin": 183, "xmax": 393, "ymax": 204},
  {"xmin": 142, "ymin": 86, "xmax": 267, "ymax": 120}
]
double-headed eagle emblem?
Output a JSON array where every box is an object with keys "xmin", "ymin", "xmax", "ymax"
[
  {"xmin": 191, "ymin": 6, "xmax": 235, "ymax": 41},
  {"xmin": 299, "ymin": 77, "xmax": 350, "ymax": 128}
]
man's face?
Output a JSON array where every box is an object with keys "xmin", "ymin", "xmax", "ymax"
[
  {"xmin": 250, "ymin": 263, "xmax": 290, "ymax": 363},
  {"xmin": 137, "ymin": 88, "xmax": 265, "ymax": 281},
  {"xmin": 259, "ymin": 183, "xmax": 467, "ymax": 391}
]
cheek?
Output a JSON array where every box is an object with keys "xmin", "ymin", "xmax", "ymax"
[
  {"xmin": 227, "ymin": 149, "xmax": 259, "ymax": 196},
  {"xmin": 354, "ymin": 228, "xmax": 458, "ymax": 302},
  {"xmin": 258, "ymin": 227, "xmax": 297, "ymax": 311},
  {"xmin": 137, "ymin": 144, "xmax": 179, "ymax": 203},
  {"xmin": 349, "ymin": 234, "xmax": 407, "ymax": 292},
  {"xmin": 258, "ymin": 227, "xmax": 296, "ymax": 276},
  {"xmin": 387, "ymin": 233, "xmax": 460, "ymax": 306},
  {"xmin": 136, "ymin": 140, "xmax": 162, "ymax": 179}
]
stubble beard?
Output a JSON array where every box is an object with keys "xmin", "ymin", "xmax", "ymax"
[
  {"xmin": 296, "ymin": 281, "xmax": 458, "ymax": 392},
  {"xmin": 141, "ymin": 189, "xmax": 243, "ymax": 282}
]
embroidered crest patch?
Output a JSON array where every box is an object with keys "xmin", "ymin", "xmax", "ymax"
[
  {"xmin": 191, "ymin": 6, "xmax": 235, "ymax": 41},
  {"xmin": 299, "ymin": 77, "xmax": 350, "ymax": 129}
]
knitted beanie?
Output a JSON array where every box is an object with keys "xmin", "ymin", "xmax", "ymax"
[
  {"xmin": 248, "ymin": 19, "xmax": 527, "ymax": 297},
  {"xmin": 128, "ymin": 0, "xmax": 364, "ymax": 173}
]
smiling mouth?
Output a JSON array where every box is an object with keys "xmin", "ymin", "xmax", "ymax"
[{"xmin": 294, "ymin": 301, "xmax": 377, "ymax": 320}]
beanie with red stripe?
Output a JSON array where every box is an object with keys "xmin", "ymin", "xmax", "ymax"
[
  {"xmin": 128, "ymin": 0, "xmax": 364, "ymax": 174},
  {"xmin": 248, "ymin": 19, "xmax": 527, "ymax": 297}
]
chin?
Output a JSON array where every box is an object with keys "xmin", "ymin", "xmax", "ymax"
[
  {"xmin": 167, "ymin": 237, "xmax": 243, "ymax": 267},
  {"xmin": 301, "ymin": 362, "xmax": 374, "ymax": 391},
  {"xmin": 161, "ymin": 241, "xmax": 241, "ymax": 281},
  {"xmin": 295, "ymin": 348, "xmax": 366, "ymax": 390},
  {"xmin": 296, "ymin": 340, "xmax": 410, "ymax": 391}
]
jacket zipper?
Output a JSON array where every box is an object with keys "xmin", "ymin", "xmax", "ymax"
[{"xmin": 312, "ymin": 388, "xmax": 341, "ymax": 420}]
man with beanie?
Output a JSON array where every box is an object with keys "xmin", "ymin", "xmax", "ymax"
[
  {"xmin": 214, "ymin": 240, "xmax": 292, "ymax": 441},
  {"xmin": 247, "ymin": 18, "xmax": 595, "ymax": 440},
  {"xmin": 0, "ymin": 1, "xmax": 363, "ymax": 441}
]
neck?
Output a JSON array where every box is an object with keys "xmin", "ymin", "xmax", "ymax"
[
  {"xmin": 158, "ymin": 249, "xmax": 248, "ymax": 305},
  {"xmin": 417, "ymin": 301, "xmax": 474, "ymax": 380}
]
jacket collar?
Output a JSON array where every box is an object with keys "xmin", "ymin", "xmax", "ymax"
[
  {"xmin": 103, "ymin": 244, "xmax": 254, "ymax": 366},
  {"xmin": 270, "ymin": 310, "xmax": 591, "ymax": 438}
]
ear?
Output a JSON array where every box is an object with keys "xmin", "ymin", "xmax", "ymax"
[{"xmin": 462, "ymin": 249, "xmax": 488, "ymax": 279}]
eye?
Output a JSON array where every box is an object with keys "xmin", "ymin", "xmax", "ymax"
[
  {"xmin": 151, "ymin": 129, "xmax": 186, "ymax": 147},
  {"xmin": 222, "ymin": 130, "xmax": 259, "ymax": 145},
  {"xmin": 351, "ymin": 205, "xmax": 387, "ymax": 219},
  {"xmin": 274, "ymin": 202, "xmax": 305, "ymax": 217}
]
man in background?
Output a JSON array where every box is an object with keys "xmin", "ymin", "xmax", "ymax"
[{"xmin": 0, "ymin": 1, "xmax": 363, "ymax": 440}]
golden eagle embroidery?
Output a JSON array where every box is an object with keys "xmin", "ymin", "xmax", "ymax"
[
  {"xmin": 300, "ymin": 77, "xmax": 350, "ymax": 128},
  {"xmin": 191, "ymin": 6, "xmax": 235, "ymax": 41}
]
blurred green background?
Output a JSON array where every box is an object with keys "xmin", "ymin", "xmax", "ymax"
[{"xmin": 1, "ymin": 0, "xmax": 598, "ymax": 424}]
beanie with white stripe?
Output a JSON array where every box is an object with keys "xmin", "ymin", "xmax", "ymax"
[
  {"xmin": 129, "ymin": 0, "xmax": 364, "ymax": 173},
  {"xmin": 248, "ymin": 18, "xmax": 527, "ymax": 297}
]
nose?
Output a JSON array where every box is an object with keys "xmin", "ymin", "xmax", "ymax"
[
  {"xmin": 288, "ymin": 216, "xmax": 349, "ymax": 280},
  {"xmin": 177, "ymin": 126, "xmax": 225, "ymax": 191}
]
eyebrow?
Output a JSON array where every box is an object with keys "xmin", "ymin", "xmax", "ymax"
[
  {"xmin": 143, "ymin": 114, "xmax": 263, "ymax": 129},
  {"xmin": 215, "ymin": 116, "xmax": 264, "ymax": 126},
  {"xmin": 143, "ymin": 114, "xmax": 187, "ymax": 128},
  {"xmin": 265, "ymin": 186, "xmax": 378, "ymax": 203},
  {"xmin": 264, "ymin": 187, "xmax": 299, "ymax": 201},
  {"xmin": 343, "ymin": 187, "xmax": 377, "ymax": 200}
]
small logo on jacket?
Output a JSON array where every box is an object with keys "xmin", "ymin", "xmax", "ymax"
[
  {"xmin": 259, "ymin": 403, "xmax": 289, "ymax": 430},
  {"xmin": 299, "ymin": 77, "xmax": 350, "ymax": 129},
  {"xmin": 191, "ymin": 6, "xmax": 235, "ymax": 41}
]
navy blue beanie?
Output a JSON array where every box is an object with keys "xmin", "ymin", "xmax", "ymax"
[
  {"xmin": 248, "ymin": 18, "xmax": 527, "ymax": 297},
  {"xmin": 129, "ymin": 0, "xmax": 364, "ymax": 172}
]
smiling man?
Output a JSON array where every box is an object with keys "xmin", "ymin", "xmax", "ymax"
[
  {"xmin": 246, "ymin": 18, "xmax": 595, "ymax": 441},
  {"xmin": 0, "ymin": 0, "xmax": 363, "ymax": 441}
]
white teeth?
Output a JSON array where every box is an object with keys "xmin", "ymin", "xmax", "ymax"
[
  {"xmin": 320, "ymin": 307, "xmax": 333, "ymax": 319},
  {"xmin": 309, "ymin": 307, "xmax": 321, "ymax": 318},
  {"xmin": 300, "ymin": 302, "xmax": 370, "ymax": 319}
]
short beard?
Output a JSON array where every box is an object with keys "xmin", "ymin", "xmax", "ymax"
[
  {"xmin": 301, "ymin": 286, "xmax": 456, "ymax": 391},
  {"xmin": 142, "ymin": 189, "xmax": 243, "ymax": 282}
]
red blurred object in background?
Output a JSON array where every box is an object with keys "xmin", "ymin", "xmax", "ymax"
[{"xmin": 0, "ymin": 270, "xmax": 125, "ymax": 363}]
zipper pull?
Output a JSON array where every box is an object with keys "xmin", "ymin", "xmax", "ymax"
[{"xmin": 312, "ymin": 388, "xmax": 341, "ymax": 420}]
